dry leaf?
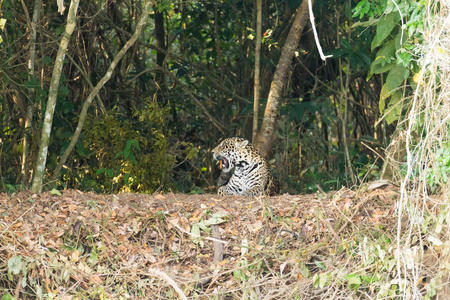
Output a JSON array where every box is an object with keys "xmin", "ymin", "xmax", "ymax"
[
  {"xmin": 71, "ymin": 250, "xmax": 81, "ymax": 262},
  {"xmin": 117, "ymin": 235, "xmax": 127, "ymax": 243},
  {"xmin": 12, "ymin": 222, "xmax": 23, "ymax": 228},
  {"xmin": 154, "ymin": 194, "xmax": 166, "ymax": 200},
  {"xmin": 89, "ymin": 275, "xmax": 103, "ymax": 284}
]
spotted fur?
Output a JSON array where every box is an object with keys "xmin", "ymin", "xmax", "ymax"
[{"xmin": 212, "ymin": 137, "xmax": 279, "ymax": 196}]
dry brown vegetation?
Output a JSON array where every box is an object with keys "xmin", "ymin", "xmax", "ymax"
[{"xmin": 0, "ymin": 185, "xmax": 407, "ymax": 299}]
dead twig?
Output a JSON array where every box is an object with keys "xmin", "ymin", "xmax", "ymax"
[
  {"xmin": 318, "ymin": 201, "xmax": 341, "ymax": 243},
  {"xmin": 146, "ymin": 268, "xmax": 187, "ymax": 300},
  {"xmin": 196, "ymin": 224, "xmax": 225, "ymax": 288},
  {"xmin": 336, "ymin": 191, "xmax": 375, "ymax": 235}
]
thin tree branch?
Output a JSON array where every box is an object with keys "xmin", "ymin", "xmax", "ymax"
[{"xmin": 253, "ymin": 0, "xmax": 262, "ymax": 141}]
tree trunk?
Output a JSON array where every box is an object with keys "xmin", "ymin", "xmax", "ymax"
[
  {"xmin": 21, "ymin": 0, "xmax": 40, "ymax": 184},
  {"xmin": 252, "ymin": 0, "xmax": 262, "ymax": 142},
  {"xmin": 154, "ymin": 8, "xmax": 166, "ymax": 104},
  {"xmin": 51, "ymin": 0, "xmax": 153, "ymax": 182},
  {"xmin": 155, "ymin": 10, "xmax": 166, "ymax": 69},
  {"xmin": 31, "ymin": 0, "xmax": 80, "ymax": 193},
  {"xmin": 336, "ymin": 7, "xmax": 356, "ymax": 184},
  {"xmin": 253, "ymin": 0, "xmax": 312, "ymax": 157}
]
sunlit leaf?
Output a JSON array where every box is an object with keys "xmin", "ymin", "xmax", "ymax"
[
  {"xmin": 1, "ymin": 293, "xmax": 16, "ymax": 300},
  {"xmin": 0, "ymin": 18, "xmax": 6, "ymax": 30},
  {"xmin": 345, "ymin": 274, "xmax": 362, "ymax": 290},
  {"xmin": 51, "ymin": 188, "xmax": 62, "ymax": 196},
  {"xmin": 8, "ymin": 256, "xmax": 22, "ymax": 275},
  {"xmin": 190, "ymin": 223, "xmax": 201, "ymax": 244}
]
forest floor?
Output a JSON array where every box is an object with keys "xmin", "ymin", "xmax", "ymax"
[{"xmin": 0, "ymin": 183, "xmax": 401, "ymax": 299}]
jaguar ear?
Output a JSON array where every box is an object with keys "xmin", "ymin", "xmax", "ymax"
[{"xmin": 235, "ymin": 139, "xmax": 249, "ymax": 149}]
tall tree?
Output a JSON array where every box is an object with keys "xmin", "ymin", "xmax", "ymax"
[
  {"xmin": 336, "ymin": 6, "xmax": 356, "ymax": 184},
  {"xmin": 253, "ymin": 0, "xmax": 312, "ymax": 157},
  {"xmin": 31, "ymin": 0, "xmax": 80, "ymax": 193},
  {"xmin": 21, "ymin": 0, "xmax": 40, "ymax": 184}
]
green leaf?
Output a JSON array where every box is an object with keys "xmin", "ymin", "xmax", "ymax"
[
  {"xmin": 124, "ymin": 140, "xmax": 132, "ymax": 159},
  {"xmin": 8, "ymin": 256, "xmax": 23, "ymax": 275},
  {"xmin": 370, "ymin": 61, "xmax": 395, "ymax": 78},
  {"xmin": 300, "ymin": 263, "xmax": 311, "ymax": 278},
  {"xmin": 352, "ymin": 18, "xmax": 378, "ymax": 28},
  {"xmin": 211, "ymin": 211, "xmax": 229, "ymax": 219},
  {"xmin": 50, "ymin": 188, "xmax": 62, "ymax": 196},
  {"xmin": 314, "ymin": 260, "xmax": 326, "ymax": 269},
  {"xmin": 124, "ymin": 173, "xmax": 131, "ymax": 186},
  {"xmin": 442, "ymin": 170, "xmax": 448, "ymax": 183},
  {"xmin": 190, "ymin": 223, "xmax": 201, "ymax": 245},
  {"xmin": 43, "ymin": 56, "xmax": 54, "ymax": 64},
  {"xmin": 315, "ymin": 272, "xmax": 332, "ymax": 288},
  {"xmin": 369, "ymin": 40, "xmax": 397, "ymax": 75},
  {"xmin": 352, "ymin": 0, "xmax": 371, "ymax": 19},
  {"xmin": 129, "ymin": 153, "xmax": 137, "ymax": 165},
  {"xmin": 88, "ymin": 248, "xmax": 98, "ymax": 265},
  {"xmin": 1, "ymin": 293, "xmax": 16, "ymax": 300},
  {"xmin": 341, "ymin": 39, "xmax": 352, "ymax": 49},
  {"xmin": 96, "ymin": 168, "xmax": 106, "ymax": 175},
  {"xmin": 361, "ymin": 273, "xmax": 377, "ymax": 284},
  {"xmin": 106, "ymin": 169, "xmax": 114, "ymax": 178},
  {"xmin": 115, "ymin": 150, "xmax": 123, "ymax": 159},
  {"xmin": 379, "ymin": 64, "xmax": 409, "ymax": 113},
  {"xmin": 202, "ymin": 215, "xmax": 226, "ymax": 227},
  {"xmin": 132, "ymin": 139, "xmax": 141, "ymax": 151},
  {"xmin": 345, "ymin": 274, "xmax": 362, "ymax": 290},
  {"xmin": 385, "ymin": 92, "xmax": 403, "ymax": 124},
  {"xmin": 56, "ymin": 26, "xmax": 65, "ymax": 36},
  {"xmin": 371, "ymin": 12, "xmax": 401, "ymax": 51},
  {"xmin": 60, "ymin": 86, "xmax": 69, "ymax": 96}
]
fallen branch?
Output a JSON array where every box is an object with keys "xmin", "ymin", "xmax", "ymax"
[{"xmin": 146, "ymin": 268, "xmax": 187, "ymax": 300}]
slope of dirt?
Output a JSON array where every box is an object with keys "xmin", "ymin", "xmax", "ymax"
[{"xmin": 0, "ymin": 185, "xmax": 398, "ymax": 299}]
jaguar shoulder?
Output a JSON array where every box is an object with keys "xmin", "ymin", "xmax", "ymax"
[{"xmin": 212, "ymin": 137, "xmax": 279, "ymax": 196}]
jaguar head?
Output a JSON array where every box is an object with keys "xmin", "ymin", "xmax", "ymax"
[{"xmin": 212, "ymin": 137, "xmax": 249, "ymax": 172}]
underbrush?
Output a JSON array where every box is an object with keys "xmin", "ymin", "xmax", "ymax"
[
  {"xmin": 2, "ymin": 187, "xmax": 445, "ymax": 299},
  {"xmin": 54, "ymin": 101, "xmax": 198, "ymax": 194}
]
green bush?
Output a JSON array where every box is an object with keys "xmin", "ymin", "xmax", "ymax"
[{"xmin": 73, "ymin": 101, "xmax": 176, "ymax": 193}]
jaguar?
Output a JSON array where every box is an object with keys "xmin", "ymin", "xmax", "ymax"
[{"xmin": 212, "ymin": 137, "xmax": 279, "ymax": 196}]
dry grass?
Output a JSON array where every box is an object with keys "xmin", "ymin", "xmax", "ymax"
[{"xmin": 384, "ymin": 0, "xmax": 450, "ymax": 298}]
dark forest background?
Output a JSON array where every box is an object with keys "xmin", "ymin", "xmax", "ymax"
[{"xmin": 0, "ymin": 0, "xmax": 424, "ymax": 194}]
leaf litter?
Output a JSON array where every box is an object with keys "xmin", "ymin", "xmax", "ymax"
[{"xmin": 0, "ymin": 185, "xmax": 408, "ymax": 299}]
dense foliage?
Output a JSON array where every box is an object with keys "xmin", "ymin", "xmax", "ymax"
[{"xmin": 0, "ymin": 0, "xmax": 429, "ymax": 193}]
